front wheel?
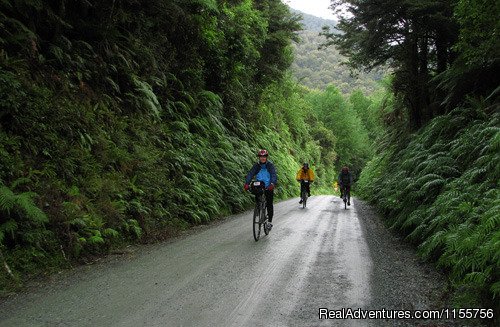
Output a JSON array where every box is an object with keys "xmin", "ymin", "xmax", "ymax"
[
  {"xmin": 302, "ymin": 191, "xmax": 307, "ymax": 208},
  {"xmin": 262, "ymin": 201, "xmax": 270, "ymax": 235},
  {"xmin": 253, "ymin": 206, "xmax": 261, "ymax": 241}
]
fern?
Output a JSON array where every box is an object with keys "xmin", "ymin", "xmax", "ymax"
[
  {"xmin": 131, "ymin": 75, "xmax": 162, "ymax": 119},
  {"xmin": 0, "ymin": 185, "xmax": 47, "ymax": 224},
  {"xmin": 0, "ymin": 185, "xmax": 15, "ymax": 214},
  {"xmin": 420, "ymin": 178, "xmax": 445, "ymax": 195},
  {"xmin": 491, "ymin": 281, "xmax": 500, "ymax": 298}
]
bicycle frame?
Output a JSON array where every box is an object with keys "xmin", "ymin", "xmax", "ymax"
[
  {"xmin": 341, "ymin": 185, "xmax": 349, "ymax": 210},
  {"xmin": 249, "ymin": 181, "xmax": 269, "ymax": 241},
  {"xmin": 300, "ymin": 180, "xmax": 310, "ymax": 208}
]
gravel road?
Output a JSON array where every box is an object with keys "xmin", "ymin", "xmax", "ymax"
[{"xmin": 0, "ymin": 196, "xmax": 484, "ymax": 326}]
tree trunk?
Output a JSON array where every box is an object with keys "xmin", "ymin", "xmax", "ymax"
[
  {"xmin": 407, "ymin": 29, "xmax": 422, "ymax": 130},
  {"xmin": 418, "ymin": 36, "xmax": 431, "ymax": 123}
]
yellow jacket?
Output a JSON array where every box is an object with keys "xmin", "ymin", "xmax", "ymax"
[{"xmin": 296, "ymin": 167, "xmax": 315, "ymax": 181}]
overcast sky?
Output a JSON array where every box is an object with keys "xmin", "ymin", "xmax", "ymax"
[{"xmin": 282, "ymin": 0, "xmax": 336, "ymax": 20}]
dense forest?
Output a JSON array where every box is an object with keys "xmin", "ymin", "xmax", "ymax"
[{"xmin": 0, "ymin": 0, "xmax": 498, "ymax": 318}]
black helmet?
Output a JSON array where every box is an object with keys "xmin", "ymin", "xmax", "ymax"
[{"xmin": 303, "ymin": 162, "xmax": 309, "ymax": 168}]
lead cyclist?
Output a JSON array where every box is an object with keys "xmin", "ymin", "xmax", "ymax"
[{"xmin": 243, "ymin": 149, "xmax": 278, "ymax": 230}]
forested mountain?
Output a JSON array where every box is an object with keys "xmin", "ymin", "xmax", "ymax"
[
  {"xmin": 291, "ymin": 30, "xmax": 385, "ymax": 93},
  {"xmin": 290, "ymin": 9, "xmax": 384, "ymax": 93}
]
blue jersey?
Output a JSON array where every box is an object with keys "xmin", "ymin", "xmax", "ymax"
[
  {"xmin": 256, "ymin": 164, "xmax": 271, "ymax": 187},
  {"xmin": 245, "ymin": 161, "xmax": 278, "ymax": 188}
]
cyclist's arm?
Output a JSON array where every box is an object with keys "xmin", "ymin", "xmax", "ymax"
[
  {"xmin": 296, "ymin": 169, "xmax": 302, "ymax": 181},
  {"xmin": 309, "ymin": 169, "xmax": 315, "ymax": 182},
  {"xmin": 245, "ymin": 164, "xmax": 258, "ymax": 184},
  {"xmin": 268, "ymin": 162, "xmax": 278, "ymax": 185}
]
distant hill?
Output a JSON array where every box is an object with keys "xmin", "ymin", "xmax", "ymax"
[
  {"xmin": 289, "ymin": 9, "xmax": 384, "ymax": 94},
  {"xmin": 289, "ymin": 8, "xmax": 337, "ymax": 32}
]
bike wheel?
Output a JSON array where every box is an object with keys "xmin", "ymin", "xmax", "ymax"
[
  {"xmin": 262, "ymin": 200, "xmax": 270, "ymax": 235},
  {"xmin": 253, "ymin": 205, "xmax": 261, "ymax": 241},
  {"xmin": 344, "ymin": 197, "xmax": 347, "ymax": 210},
  {"xmin": 302, "ymin": 192, "xmax": 307, "ymax": 208}
]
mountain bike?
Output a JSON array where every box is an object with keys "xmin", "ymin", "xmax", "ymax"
[
  {"xmin": 249, "ymin": 181, "xmax": 271, "ymax": 241},
  {"xmin": 300, "ymin": 180, "xmax": 310, "ymax": 208}
]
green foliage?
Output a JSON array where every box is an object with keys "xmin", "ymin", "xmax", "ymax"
[
  {"xmin": 324, "ymin": 0, "xmax": 460, "ymax": 129},
  {"xmin": 358, "ymin": 101, "xmax": 500, "ymax": 308},
  {"xmin": 330, "ymin": 0, "xmax": 499, "ymax": 312},
  {"xmin": 0, "ymin": 183, "xmax": 48, "ymax": 230},
  {"xmin": 453, "ymin": 0, "xmax": 499, "ymax": 66},
  {"xmin": 306, "ymin": 85, "xmax": 373, "ymax": 176},
  {"xmin": 0, "ymin": 181, "xmax": 56, "ymax": 283}
]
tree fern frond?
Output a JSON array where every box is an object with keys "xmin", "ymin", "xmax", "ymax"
[
  {"xmin": 481, "ymin": 207, "xmax": 500, "ymax": 233},
  {"xmin": 491, "ymin": 281, "xmax": 500, "ymax": 298},
  {"xmin": 419, "ymin": 230, "xmax": 446, "ymax": 259},
  {"xmin": 0, "ymin": 220, "xmax": 18, "ymax": 244},
  {"xmin": 0, "ymin": 185, "xmax": 15, "ymax": 214},
  {"xmin": 463, "ymin": 271, "xmax": 488, "ymax": 286},
  {"xmin": 14, "ymin": 193, "xmax": 48, "ymax": 224},
  {"xmin": 415, "ymin": 174, "xmax": 442, "ymax": 186},
  {"xmin": 420, "ymin": 178, "xmax": 445, "ymax": 194}
]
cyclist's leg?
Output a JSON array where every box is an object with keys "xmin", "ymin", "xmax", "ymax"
[
  {"xmin": 339, "ymin": 183, "xmax": 343, "ymax": 198},
  {"xmin": 307, "ymin": 183, "xmax": 311, "ymax": 196},
  {"xmin": 265, "ymin": 189, "xmax": 274, "ymax": 222}
]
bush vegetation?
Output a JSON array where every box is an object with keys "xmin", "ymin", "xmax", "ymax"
[{"xmin": 332, "ymin": 0, "xmax": 500, "ymax": 312}]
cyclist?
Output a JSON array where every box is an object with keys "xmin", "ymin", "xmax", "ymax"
[
  {"xmin": 338, "ymin": 166, "xmax": 353, "ymax": 205},
  {"xmin": 244, "ymin": 149, "xmax": 277, "ymax": 230},
  {"xmin": 296, "ymin": 163, "xmax": 315, "ymax": 204}
]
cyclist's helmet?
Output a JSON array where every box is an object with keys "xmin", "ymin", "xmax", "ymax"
[
  {"xmin": 257, "ymin": 149, "xmax": 269, "ymax": 157},
  {"xmin": 303, "ymin": 162, "xmax": 309, "ymax": 168},
  {"xmin": 342, "ymin": 166, "xmax": 349, "ymax": 172}
]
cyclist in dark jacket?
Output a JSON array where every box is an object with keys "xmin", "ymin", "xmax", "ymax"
[
  {"xmin": 338, "ymin": 166, "xmax": 353, "ymax": 205},
  {"xmin": 244, "ymin": 149, "xmax": 277, "ymax": 229}
]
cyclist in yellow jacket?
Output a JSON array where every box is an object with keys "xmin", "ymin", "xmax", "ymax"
[{"xmin": 296, "ymin": 163, "xmax": 315, "ymax": 204}]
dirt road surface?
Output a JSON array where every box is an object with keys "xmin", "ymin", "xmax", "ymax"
[{"xmin": 0, "ymin": 196, "xmax": 470, "ymax": 326}]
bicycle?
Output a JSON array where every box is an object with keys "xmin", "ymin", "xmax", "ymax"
[
  {"xmin": 248, "ymin": 181, "xmax": 271, "ymax": 241},
  {"xmin": 300, "ymin": 180, "xmax": 310, "ymax": 208},
  {"xmin": 341, "ymin": 185, "xmax": 349, "ymax": 210}
]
